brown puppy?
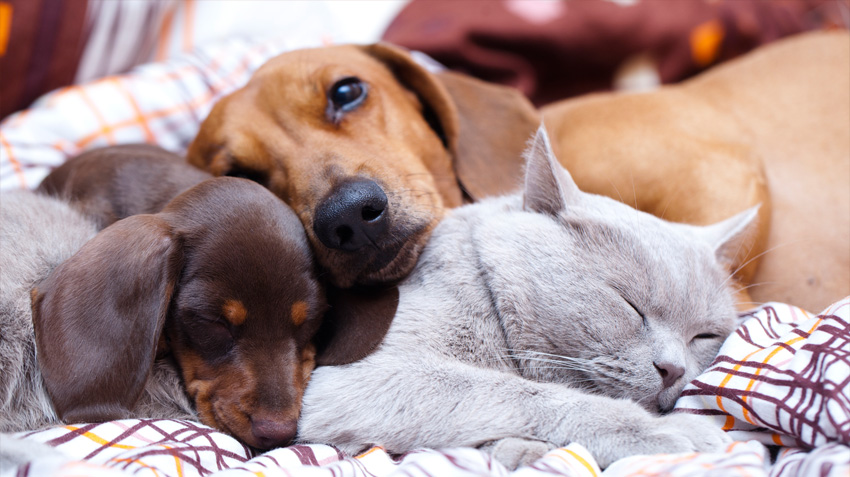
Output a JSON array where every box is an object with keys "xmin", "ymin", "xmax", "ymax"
[
  {"xmin": 38, "ymin": 144, "xmax": 213, "ymax": 229},
  {"xmin": 35, "ymin": 144, "xmax": 400, "ymax": 366},
  {"xmin": 32, "ymin": 177, "xmax": 326, "ymax": 449},
  {"xmin": 188, "ymin": 43, "xmax": 540, "ymax": 288},
  {"xmin": 541, "ymin": 31, "xmax": 849, "ymax": 312}
]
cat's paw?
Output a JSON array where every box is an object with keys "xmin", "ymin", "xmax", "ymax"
[
  {"xmin": 480, "ymin": 437, "xmax": 556, "ymax": 469},
  {"xmin": 651, "ymin": 413, "xmax": 732, "ymax": 454},
  {"xmin": 587, "ymin": 409, "xmax": 731, "ymax": 468}
]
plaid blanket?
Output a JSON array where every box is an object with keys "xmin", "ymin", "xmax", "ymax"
[
  {"xmin": 4, "ymin": 298, "xmax": 848, "ymax": 477},
  {"xmin": 0, "ymin": 34, "xmax": 322, "ymax": 191}
]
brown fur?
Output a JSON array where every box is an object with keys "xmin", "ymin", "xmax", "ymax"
[
  {"xmin": 37, "ymin": 144, "xmax": 213, "ymax": 229},
  {"xmin": 31, "ymin": 177, "xmax": 326, "ymax": 449}
]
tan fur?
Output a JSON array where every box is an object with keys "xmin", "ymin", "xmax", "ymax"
[
  {"xmin": 542, "ymin": 31, "xmax": 849, "ymax": 312},
  {"xmin": 291, "ymin": 301, "xmax": 309, "ymax": 326},
  {"xmin": 222, "ymin": 299, "xmax": 247, "ymax": 326}
]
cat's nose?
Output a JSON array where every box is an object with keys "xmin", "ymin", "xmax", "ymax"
[{"xmin": 654, "ymin": 361, "xmax": 685, "ymax": 388}]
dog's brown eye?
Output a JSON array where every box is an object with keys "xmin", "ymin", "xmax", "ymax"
[
  {"xmin": 328, "ymin": 77, "xmax": 367, "ymax": 113},
  {"xmin": 225, "ymin": 167, "xmax": 267, "ymax": 187}
]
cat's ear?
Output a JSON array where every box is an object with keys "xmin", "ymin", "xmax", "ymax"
[
  {"xmin": 699, "ymin": 205, "xmax": 761, "ymax": 267},
  {"xmin": 523, "ymin": 124, "xmax": 581, "ymax": 215}
]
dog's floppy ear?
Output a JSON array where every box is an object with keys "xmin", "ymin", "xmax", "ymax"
[
  {"xmin": 362, "ymin": 43, "xmax": 540, "ymax": 201},
  {"xmin": 313, "ymin": 284, "xmax": 399, "ymax": 366},
  {"xmin": 31, "ymin": 215, "xmax": 181, "ymax": 423},
  {"xmin": 436, "ymin": 71, "xmax": 541, "ymax": 200}
]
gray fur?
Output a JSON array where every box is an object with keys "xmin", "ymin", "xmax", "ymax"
[
  {"xmin": 0, "ymin": 432, "xmax": 70, "ymax": 474},
  {"xmin": 0, "ymin": 190, "xmax": 195, "ymax": 434},
  {"xmin": 298, "ymin": 127, "xmax": 755, "ymax": 468}
]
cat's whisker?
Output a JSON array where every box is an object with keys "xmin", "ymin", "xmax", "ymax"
[
  {"xmin": 630, "ymin": 174, "xmax": 638, "ymax": 211},
  {"xmin": 657, "ymin": 186, "xmax": 685, "ymax": 221},
  {"xmin": 604, "ymin": 177, "xmax": 641, "ymax": 238},
  {"xmin": 485, "ymin": 349, "xmax": 601, "ymax": 375},
  {"xmin": 714, "ymin": 240, "xmax": 801, "ymax": 296},
  {"xmin": 735, "ymin": 281, "xmax": 775, "ymax": 293},
  {"xmin": 630, "ymin": 174, "xmax": 644, "ymax": 239},
  {"xmin": 527, "ymin": 367, "xmax": 596, "ymax": 375},
  {"xmin": 505, "ymin": 349, "xmax": 590, "ymax": 362},
  {"xmin": 607, "ymin": 179, "xmax": 625, "ymax": 204},
  {"xmin": 512, "ymin": 358, "xmax": 595, "ymax": 372},
  {"xmin": 508, "ymin": 353, "xmax": 596, "ymax": 368}
]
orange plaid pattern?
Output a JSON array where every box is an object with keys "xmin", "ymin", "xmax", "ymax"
[{"xmin": 0, "ymin": 34, "xmax": 302, "ymax": 191}]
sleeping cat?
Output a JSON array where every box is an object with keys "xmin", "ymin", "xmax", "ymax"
[{"xmin": 297, "ymin": 126, "xmax": 755, "ymax": 469}]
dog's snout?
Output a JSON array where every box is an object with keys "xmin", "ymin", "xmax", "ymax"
[
  {"xmin": 313, "ymin": 179, "xmax": 389, "ymax": 251},
  {"xmin": 251, "ymin": 418, "xmax": 298, "ymax": 449}
]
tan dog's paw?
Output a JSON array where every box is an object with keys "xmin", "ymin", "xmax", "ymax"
[{"xmin": 481, "ymin": 437, "xmax": 556, "ymax": 469}]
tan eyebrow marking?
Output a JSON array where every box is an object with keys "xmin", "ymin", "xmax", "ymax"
[
  {"xmin": 222, "ymin": 299, "xmax": 247, "ymax": 326},
  {"xmin": 291, "ymin": 301, "xmax": 309, "ymax": 326}
]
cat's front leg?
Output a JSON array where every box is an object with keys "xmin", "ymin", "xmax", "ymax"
[
  {"xmin": 297, "ymin": 357, "xmax": 729, "ymax": 469},
  {"xmin": 536, "ymin": 392, "xmax": 732, "ymax": 468}
]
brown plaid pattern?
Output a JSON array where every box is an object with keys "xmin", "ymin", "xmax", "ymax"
[{"xmin": 676, "ymin": 298, "xmax": 849, "ymax": 449}]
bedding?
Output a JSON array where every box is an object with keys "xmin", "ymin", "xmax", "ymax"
[
  {"xmin": 0, "ymin": 34, "xmax": 314, "ymax": 191},
  {"xmin": 382, "ymin": 0, "xmax": 845, "ymax": 106},
  {"xmin": 2, "ymin": 298, "xmax": 847, "ymax": 477}
]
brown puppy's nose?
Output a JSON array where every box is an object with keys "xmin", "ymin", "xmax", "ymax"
[
  {"xmin": 251, "ymin": 418, "xmax": 298, "ymax": 449},
  {"xmin": 654, "ymin": 361, "xmax": 685, "ymax": 389},
  {"xmin": 313, "ymin": 179, "xmax": 388, "ymax": 251}
]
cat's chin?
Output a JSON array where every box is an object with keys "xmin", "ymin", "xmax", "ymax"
[{"xmin": 655, "ymin": 387, "xmax": 684, "ymax": 414}]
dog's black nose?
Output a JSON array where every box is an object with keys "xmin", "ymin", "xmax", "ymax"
[
  {"xmin": 251, "ymin": 418, "xmax": 297, "ymax": 449},
  {"xmin": 313, "ymin": 179, "xmax": 388, "ymax": 251}
]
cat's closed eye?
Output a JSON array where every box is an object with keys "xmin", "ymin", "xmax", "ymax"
[
  {"xmin": 691, "ymin": 333, "xmax": 721, "ymax": 341},
  {"xmin": 624, "ymin": 298, "xmax": 646, "ymax": 324}
]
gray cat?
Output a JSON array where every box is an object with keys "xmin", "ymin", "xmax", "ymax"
[{"xmin": 297, "ymin": 126, "xmax": 756, "ymax": 469}]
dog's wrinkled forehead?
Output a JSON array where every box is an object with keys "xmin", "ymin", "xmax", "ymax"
[{"xmin": 253, "ymin": 44, "xmax": 387, "ymax": 81}]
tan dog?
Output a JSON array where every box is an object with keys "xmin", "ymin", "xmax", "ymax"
[
  {"xmin": 189, "ymin": 33, "xmax": 848, "ymax": 312},
  {"xmin": 188, "ymin": 43, "xmax": 540, "ymax": 289},
  {"xmin": 542, "ymin": 31, "xmax": 849, "ymax": 312}
]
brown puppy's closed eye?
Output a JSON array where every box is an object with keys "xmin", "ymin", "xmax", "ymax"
[{"xmin": 31, "ymin": 177, "xmax": 326, "ymax": 449}]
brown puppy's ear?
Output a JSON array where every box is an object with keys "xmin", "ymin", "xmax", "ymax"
[
  {"xmin": 361, "ymin": 42, "xmax": 540, "ymax": 201},
  {"xmin": 31, "ymin": 215, "xmax": 180, "ymax": 423},
  {"xmin": 314, "ymin": 285, "xmax": 399, "ymax": 366}
]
